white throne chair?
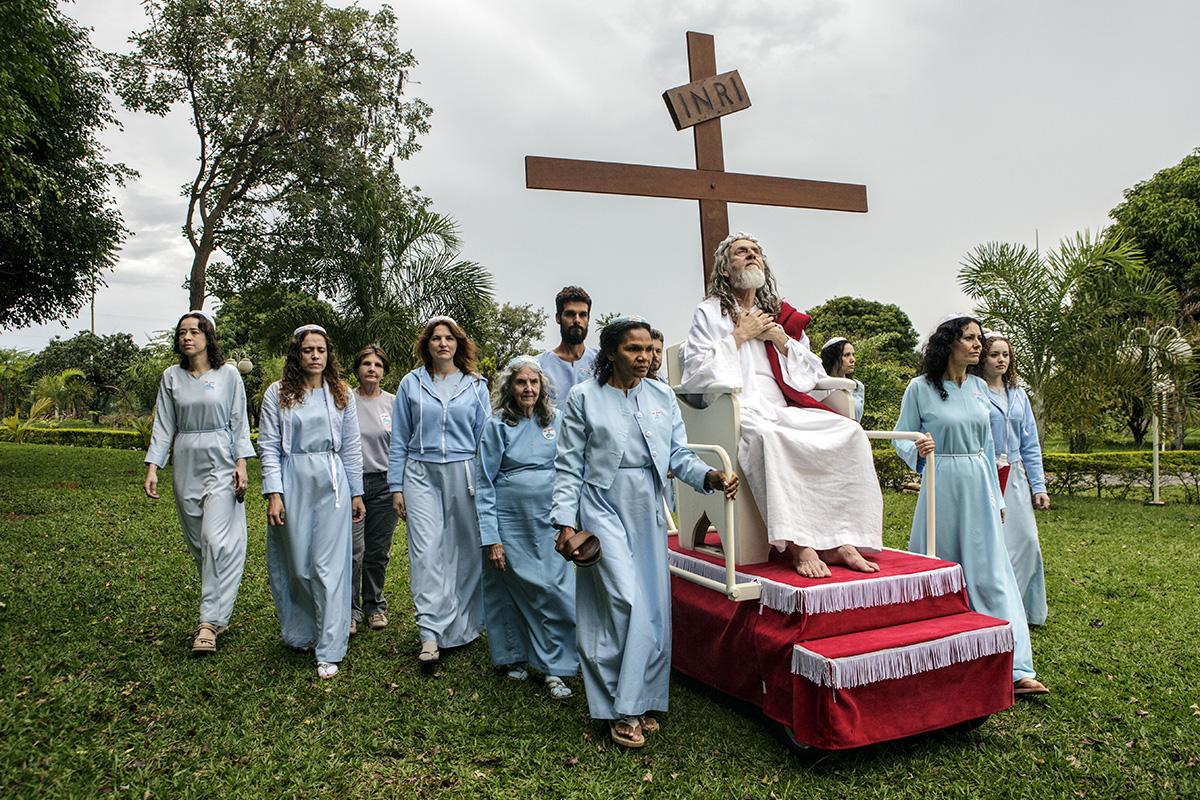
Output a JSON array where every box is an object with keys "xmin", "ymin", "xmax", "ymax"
[{"xmin": 665, "ymin": 342, "xmax": 857, "ymax": 567}]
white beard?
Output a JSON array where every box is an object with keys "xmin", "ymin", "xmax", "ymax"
[{"xmin": 731, "ymin": 266, "xmax": 766, "ymax": 290}]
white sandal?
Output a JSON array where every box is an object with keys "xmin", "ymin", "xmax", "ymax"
[
  {"xmin": 545, "ymin": 675, "xmax": 572, "ymax": 700},
  {"xmin": 506, "ymin": 664, "xmax": 529, "ymax": 681},
  {"xmin": 317, "ymin": 662, "xmax": 339, "ymax": 679}
]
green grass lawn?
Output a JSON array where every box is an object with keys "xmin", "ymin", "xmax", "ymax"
[{"xmin": 0, "ymin": 443, "xmax": 1197, "ymax": 799}]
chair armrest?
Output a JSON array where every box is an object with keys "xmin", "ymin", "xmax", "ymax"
[{"xmin": 812, "ymin": 376, "xmax": 856, "ymax": 391}]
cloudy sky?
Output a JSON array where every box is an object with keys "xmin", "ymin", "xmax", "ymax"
[{"xmin": 6, "ymin": 0, "xmax": 1200, "ymax": 353}]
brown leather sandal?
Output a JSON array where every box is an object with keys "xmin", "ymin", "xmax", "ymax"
[
  {"xmin": 638, "ymin": 714, "xmax": 660, "ymax": 734},
  {"xmin": 557, "ymin": 530, "xmax": 601, "ymax": 567},
  {"xmin": 192, "ymin": 623, "xmax": 218, "ymax": 655},
  {"xmin": 609, "ymin": 718, "xmax": 645, "ymax": 749}
]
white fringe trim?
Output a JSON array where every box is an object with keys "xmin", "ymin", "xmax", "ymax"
[
  {"xmin": 668, "ymin": 548, "xmax": 965, "ymax": 616},
  {"xmin": 790, "ymin": 624, "xmax": 1015, "ymax": 689}
]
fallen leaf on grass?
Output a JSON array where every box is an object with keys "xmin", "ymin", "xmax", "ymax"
[
  {"xmin": 564, "ymin": 757, "xmax": 579, "ymax": 767},
  {"xmin": 643, "ymin": 772, "xmax": 652, "ymax": 782},
  {"xmin": 1136, "ymin": 709, "xmax": 1151, "ymax": 717},
  {"xmin": 1190, "ymin": 704, "xmax": 1199, "ymax": 716}
]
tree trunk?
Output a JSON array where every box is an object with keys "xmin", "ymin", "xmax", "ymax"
[{"xmin": 188, "ymin": 238, "xmax": 216, "ymax": 311}]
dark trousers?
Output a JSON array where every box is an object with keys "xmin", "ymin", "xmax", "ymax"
[{"xmin": 352, "ymin": 472, "xmax": 399, "ymax": 618}]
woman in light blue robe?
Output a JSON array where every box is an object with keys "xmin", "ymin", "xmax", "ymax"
[
  {"xmin": 388, "ymin": 316, "xmax": 490, "ymax": 671},
  {"xmin": 894, "ymin": 315, "xmax": 1047, "ymax": 695},
  {"xmin": 972, "ymin": 332, "xmax": 1049, "ymax": 626},
  {"xmin": 476, "ymin": 356, "xmax": 577, "ymax": 699},
  {"xmin": 260, "ymin": 325, "xmax": 365, "ymax": 680},
  {"xmin": 144, "ymin": 311, "xmax": 255, "ymax": 655},
  {"xmin": 552, "ymin": 318, "xmax": 738, "ymax": 748}
]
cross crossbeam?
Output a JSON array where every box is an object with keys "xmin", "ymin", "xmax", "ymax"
[{"xmin": 525, "ymin": 31, "xmax": 867, "ymax": 286}]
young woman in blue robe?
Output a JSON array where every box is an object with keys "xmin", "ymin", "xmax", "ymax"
[
  {"xmin": 144, "ymin": 311, "xmax": 256, "ymax": 655},
  {"xmin": 260, "ymin": 325, "xmax": 365, "ymax": 680},
  {"xmin": 476, "ymin": 356, "xmax": 577, "ymax": 699},
  {"xmin": 552, "ymin": 318, "xmax": 738, "ymax": 748},
  {"xmin": 893, "ymin": 315, "xmax": 1047, "ymax": 695},
  {"xmin": 389, "ymin": 317, "xmax": 490, "ymax": 671},
  {"xmin": 972, "ymin": 332, "xmax": 1049, "ymax": 626}
]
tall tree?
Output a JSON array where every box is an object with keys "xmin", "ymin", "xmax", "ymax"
[
  {"xmin": 476, "ymin": 302, "xmax": 549, "ymax": 380},
  {"xmin": 111, "ymin": 0, "xmax": 431, "ymax": 310},
  {"xmin": 0, "ymin": 0, "xmax": 129, "ymax": 329},
  {"xmin": 960, "ymin": 231, "xmax": 1177, "ymax": 452},
  {"xmin": 1109, "ymin": 148, "xmax": 1200, "ymax": 318},
  {"xmin": 31, "ymin": 331, "xmax": 140, "ymax": 414},
  {"xmin": 804, "ymin": 296, "xmax": 919, "ymax": 356}
]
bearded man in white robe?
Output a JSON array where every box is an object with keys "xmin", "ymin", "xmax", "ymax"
[{"xmin": 679, "ymin": 233, "xmax": 883, "ymax": 578}]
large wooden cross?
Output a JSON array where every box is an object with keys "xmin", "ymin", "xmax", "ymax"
[{"xmin": 526, "ymin": 31, "xmax": 868, "ymax": 287}]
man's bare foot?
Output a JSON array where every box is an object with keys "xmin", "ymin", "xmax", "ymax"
[
  {"xmin": 790, "ymin": 545, "xmax": 832, "ymax": 579},
  {"xmin": 821, "ymin": 544, "xmax": 880, "ymax": 573}
]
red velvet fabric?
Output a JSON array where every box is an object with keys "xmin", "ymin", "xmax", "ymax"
[
  {"xmin": 669, "ymin": 533, "xmax": 1017, "ymax": 749},
  {"xmin": 763, "ymin": 301, "xmax": 836, "ymax": 413}
]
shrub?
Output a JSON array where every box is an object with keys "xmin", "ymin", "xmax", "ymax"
[{"xmin": 1043, "ymin": 451, "xmax": 1200, "ymax": 503}]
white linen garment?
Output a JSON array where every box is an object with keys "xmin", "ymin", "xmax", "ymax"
[{"xmin": 679, "ymin": 298, "xmax": 882, "ymax": 552}]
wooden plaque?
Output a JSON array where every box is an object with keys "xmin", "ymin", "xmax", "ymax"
[{"xmin": 662, "ymin": 69, "xmax": 751, "ymax": 130}]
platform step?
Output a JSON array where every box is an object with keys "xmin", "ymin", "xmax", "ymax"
[
  {"xmin": 668, "ymin": 537, "xmax": 966, "ymax": 616},
  {"xmin": 791, "ymin": 611, "xmax": 1012, "ymax": 690}
]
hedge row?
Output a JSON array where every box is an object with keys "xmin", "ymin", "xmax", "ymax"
[
  {"xmin": 8, "ymin": 429, "xmax": 1198, "ymax": 502},
  {"xmin": 1043, "ymin": 451, "xmax": 1200, "ymax": 503}
]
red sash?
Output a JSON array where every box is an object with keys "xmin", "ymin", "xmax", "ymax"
[{"xmin": 764, "ymin": 302, "xmax": 835, "ymax": 413}]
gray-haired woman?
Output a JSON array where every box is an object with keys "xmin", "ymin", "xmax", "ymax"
[{"xmin": 475, "ymin": 356, "xmax": 577, "ymax": 699}]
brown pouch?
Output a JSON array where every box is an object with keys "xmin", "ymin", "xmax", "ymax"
[{"xmin": 558, "ymin": 529, "xmax": 601, "ymax": 567}]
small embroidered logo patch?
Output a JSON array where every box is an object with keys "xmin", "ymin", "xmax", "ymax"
[{"xmin": 542, "ymin": 427, "xmax": 557, "ymax": 441}]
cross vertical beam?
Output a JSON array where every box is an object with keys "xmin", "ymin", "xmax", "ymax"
[{"xmin": 688, "ymin": 32, "xmax": 729, "ymax": 287}]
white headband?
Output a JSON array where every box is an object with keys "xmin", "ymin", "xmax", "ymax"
[
  {"xmin": 983, "ymin": 330, "xmax": 1007, "ymax": 340},
  {"xmin": 504, "ymin": 355, "xmax": 541, "ymax": 372},
  {"xmin": 425, "ymin": 315, "xmax": 458, "ymax": 328},
  {"xmin": 822, "ymin": 336, "xmax": 848, "ymax": 349},
  {"xmin": 293, "ymin": 324, "xmax": 327, "ymax": 337},
  {"xmin": 181, "ymin": 309, "xmax": 216, "ymax": 329}
]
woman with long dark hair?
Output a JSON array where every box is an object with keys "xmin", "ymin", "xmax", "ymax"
[
  {"xmin": 476, "ymin": 356, "xmax": 577, "ymax": 699},
  {"xmin": 144, "ymin": 311, "xmax": 256, "ymax": 654},
  {"xmin": 970, "ymin": 331, "xmax": 1050, "ymax": 626},
  {"xmin": 259, "ymin": 324, "xmax": 365, "ymax": 680},
  {"xmin": 388, "ymin": 316, "xmax": 490, "ymax": 671},
  {"xmin": 552, "ymin": 317, "xmax": 738, "ymax": 748},
  {"xmin": 893, "ymin": 315, "xmax": 1047, "ymax": 695}
]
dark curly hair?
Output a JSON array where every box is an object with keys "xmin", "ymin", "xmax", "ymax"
[
  {"xmin": 554, "ymin": 285, "xmax": 592, "ymax": 316},
  {"xmin": 820, "ymin": 339, "xmax": 850, "ymax": 376},
  {"xmin": 969, "ymin": 334, "xmax": 1018, "ymax": 390},
  {"xmin": 279, "ymin": 329, "xmax": 350, "ymax": 410},
  {"xmin": 920, "ymin": 316, "xmax": 981, "ymax": 401},
  {"xmin": 593, "ymin": 318, "xmax": 653, "ymax": 386},
  {"xmin": 173, "ymin": 313, "xmax": 224, "ymax": 371}
]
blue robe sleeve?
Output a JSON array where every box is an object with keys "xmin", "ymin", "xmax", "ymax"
[
  {"xmin": 387, "ymin": 377, "xmax": 414, "ymax": 493},
  {"xmin": 259, "ymin": 383, "xmax": 284, "ymax": 496},
  {"xmin": 1016, "ymin": 389, "xmax": 1047, "ymax": 494},
  {"xmin": 473, "ymin": 378, "xmax": 490, "ymax": 445},
  {"xmin": 667, "ymin": 397, "xmax": 713, "ymax": 494},
  {"xmin": 893, "ymin": 379, "xmax": 927, "ymax": 473},
  {"xmin": 474, "ymin": 417, "xmax": 504, "ymax": 546},
  {"xmin": 981, "ymin": 399, "xmax": 1006, "ymax": 513},
  {"xmin": 340, "ymin": 390, "xmax": 364, "ymax": 497},
  {"xmin": 550, "ymin": 387, "xmax": 587, "ymax": 529},
  {"xmin": 231, "ymin": 371, "xmax": 256, "ymax": 460},
  {"xmin": 145, "ymin": 370, "xmax": 176, "ymax": 468}
]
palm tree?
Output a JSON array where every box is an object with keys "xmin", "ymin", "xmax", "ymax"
[
  {"xmin": 32, "ymin": 368, "xmax": 92, "ymax": 419},
  {"xmin": 959, "ymin": 230, "xmax": 1177, "ymax": 451},
  {"xmin": 0, "ymin": 349, "xmax": 35, "ymax": 417}
]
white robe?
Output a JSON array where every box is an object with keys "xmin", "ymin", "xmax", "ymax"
[{"xmin": 680, "ymin": 297, "xmax": 883, "ymax": 552}]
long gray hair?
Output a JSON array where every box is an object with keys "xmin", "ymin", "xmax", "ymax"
[
  {"xmin": 492, "ymin": 356, "xmax": 556, "ymax": 427},
  {"xmin": 707, "ymin": 231, "xmax": 782, "ymax": 321}
]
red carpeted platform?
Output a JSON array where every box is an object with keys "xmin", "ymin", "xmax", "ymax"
[{"xmin": 669, "ymin": 535, "xmax": 1015, "ymax": 749}]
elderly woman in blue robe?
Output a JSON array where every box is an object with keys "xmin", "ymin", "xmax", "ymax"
[
  {"xmin": 389, "ymin": 316, "xmax": 490, "ymax": 671},
  {"xmin": 260, "ymin": 325, "xmax": 365, "ymax": 680},
  {"xmin": 144, "ymin": 311, "xmax": 256, "ymax": 655},
  {"xmin": 552, "ymin": 317, "xmax": 738, "ymax": 749},
  {"xmin": 971, "ymin": 331, "xmax": 1050, "ymax": 626},
  {"xmin": 476, "ymin": 356, "xmax": 577, "ymax": 700},
  {"xmin": 893, "ymin": 315, "xmax": 1048, "ymax": 696}
]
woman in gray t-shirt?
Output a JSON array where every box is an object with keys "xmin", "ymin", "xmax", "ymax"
[{"xmin": 350, "ymin": 344, "xmax": 399, "ymax": 635}]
